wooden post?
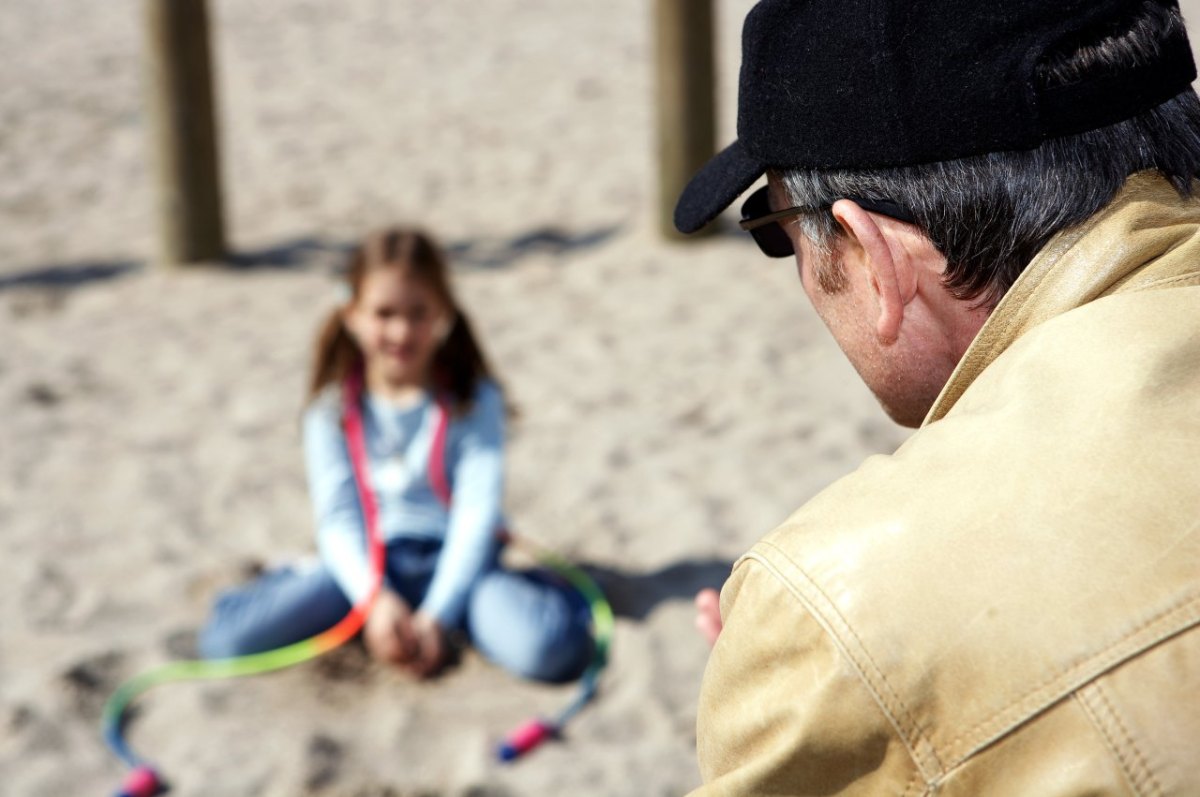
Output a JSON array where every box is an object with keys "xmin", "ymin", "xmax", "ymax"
[
  {"xmin": 654, "ymin": 0, "xmax": 717, "ymax": 239},
  {"xmin": 143, "ymin": 0, "xmax": 226, "ymax": 265}
]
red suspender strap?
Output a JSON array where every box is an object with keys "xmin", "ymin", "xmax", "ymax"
[
  {"xmin": 426, "ymin": 395, "xmax": 508, "ymax": 544},
  {"xmin": 428, "ymin": 396, "xmax": 452, "ymax": 508},
  {"xmin": 342, "ymin": 372, "xmax": 386, "ymax": 607}
]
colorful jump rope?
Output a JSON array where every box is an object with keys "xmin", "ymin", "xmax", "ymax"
[{"xmin": 102, "ymin": 374, "xmax": 613, "ymax": 796}]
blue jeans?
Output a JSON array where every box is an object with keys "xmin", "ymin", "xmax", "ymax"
[{"xmin": 199, "ymin": 539, "xmax": 594, "ymax": 683}]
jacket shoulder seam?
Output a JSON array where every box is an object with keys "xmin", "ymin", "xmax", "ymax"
[
  {"xmin": 943, "ymin": 594, "xmax": 1200, "ymax": 763},
  {"xmin": 743, "ymin": 543, "xmax": 1200, "ymax": 778},
  {"xmin": 742, "ymin": 543, "xmax": 943, "ymax": 783},
  {"xmin": 1076, "ymin": 682, "xmax": 1163, "ymax": 797},
  {"xmin": 1119, "ymin": 271, "xmax": 1200, "ymax": 292}
]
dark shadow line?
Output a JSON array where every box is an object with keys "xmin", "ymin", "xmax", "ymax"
[
  {"xmin": 0, "ymin": 261, "xmax": 142, "ymax": 291},
  {"xmin": 0, "ymin": 222, "xmax": 626, "ymax": 292},
  {"xmin": 578, "ymin": 557, "xmax": 734, "ymax": 621},
  {"xmin": 444, "ymin": 224, "xmax": 622, "ymax": 270},
  {"xmin": 228, "ymin": 237, "xmax": 354, "ymax": 271},
  {"xmin": 231, "ymin": 224, "xmax": 624, "ymax": 275}
]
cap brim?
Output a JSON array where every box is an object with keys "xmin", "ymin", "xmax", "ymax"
[{"xmin": 673, "ymin": 140, "xmax": 766, "ymax": 234}]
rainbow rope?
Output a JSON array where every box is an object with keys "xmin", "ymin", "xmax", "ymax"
[
  {"xmin": 102, "ymin": 374, "xmax": 383, "ymax": 796},
  {"xmin": 101, "ymin": 376, "xmax": 613, "ymax": 794}
]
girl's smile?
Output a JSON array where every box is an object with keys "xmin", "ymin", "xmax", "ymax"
[{"xmin": 344, "ymin": 268, "xmax": 451, "ymax": 399}]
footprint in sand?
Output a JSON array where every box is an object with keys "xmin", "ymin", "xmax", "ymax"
[
  {"xmin": 5, "ymin": 702, "xmax": 66, "ymax": 754},
  {"xmin": 304, "ymin": 733, "xmax": 344, "ymax": 791},
  {"xmin": 59, "ymin": 649, "xmax": 124, "ymax": 720},
  {"xmin": 23, "ymin": 562, "xmax": 75, "ymax": 629}
]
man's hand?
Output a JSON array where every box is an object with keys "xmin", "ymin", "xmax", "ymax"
[
  {"xmin": 695, "ymin": 588, "xmax": 723, "ymax": 648},
  {"xmin": 364, "ymin": 588, "xmax": 418, "ymax": 666}
]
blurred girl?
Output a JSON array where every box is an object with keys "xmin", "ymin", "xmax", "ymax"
[{"xmin": 199, "ymin": 227, "xmax": 592, "ymax": 682}]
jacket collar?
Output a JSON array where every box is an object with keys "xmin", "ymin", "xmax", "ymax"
[{"xmin": 926, "ymin": 171, "xmax": 1200, "ymax": 424}]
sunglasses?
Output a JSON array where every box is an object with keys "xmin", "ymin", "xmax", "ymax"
[{"xmin": 738, "ymin": 186, "xmax": 916, "ymax": 258}]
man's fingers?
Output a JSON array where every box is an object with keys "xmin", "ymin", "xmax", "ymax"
[{"xmin": 694, "ymin": 588, "xmax": 723, "ymax": 647}]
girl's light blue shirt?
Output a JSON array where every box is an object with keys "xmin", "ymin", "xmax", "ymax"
[{"xmin": 302, "ymin": 379, "xmax": 505, "ymax": 627}]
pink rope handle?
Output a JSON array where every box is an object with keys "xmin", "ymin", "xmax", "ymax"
[
  {"xmin": 115, "ymin": 765, "xmax": 164, "ymax": 797},
  {"xmin": 496, "ymin": 719, "xmax": 557, "ymax": 762}
]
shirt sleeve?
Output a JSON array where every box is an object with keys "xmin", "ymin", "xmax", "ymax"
[
  {"xmin": 419, "ymin": 381, "xmax": 506, "ymax": 627},
  {"xmin": 303, "ymin": 396, "xmax": 372, "ymax": 604},
  {"xmin": 689, "ymin": 553, "xmax": 919, "ymax": 796}
]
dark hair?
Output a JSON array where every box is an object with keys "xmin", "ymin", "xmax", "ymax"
[
  {"xmin": 779, "ymin": 1, "xmax": 1200, "ymax": 307},
  {"xmin": 308, "ymin": 227, "xmax": 504, "ymax": 416}
]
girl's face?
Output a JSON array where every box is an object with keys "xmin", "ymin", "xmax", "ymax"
[{"xmin": 344, "ymin": 268, "xmax": 452, "ymax": 391}]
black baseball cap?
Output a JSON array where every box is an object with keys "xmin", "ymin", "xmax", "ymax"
[{"xmin": 674, "ymin": 0, "xmax": 1196, "ymax": 234}]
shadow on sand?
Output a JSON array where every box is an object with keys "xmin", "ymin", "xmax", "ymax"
[
  {"xmin": 585, "ymin": 557, "xmax": 733, "ymax": 621},
  {"xmin": 445, "ymin": 224, "xmax": 621, "ymax": 270},
  {"xmin": 231, "ymin": 225, "xmax": 622, "ymax": 273},
  {"xmin": 0, "ymin": 224, "xmax": 623, "ymax": 293},
  {"xmin": 228, "ymin": 236, "xmax": 353, "ymax": 271},
  {"xmin": 0, "ymin": 260, "xmax": 142, "ymax": 292}
]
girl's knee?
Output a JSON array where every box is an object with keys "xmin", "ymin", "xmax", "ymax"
[
  {"xmin": 475, "ymin": 623, "xmax": 591, "ymax": 682},
  {"xmin": 197, "ymin": 563, "xmax": 349, "ymax": 660},
  {"xmin": 467, "ymin": 572, "xmax": 594, "ymax": 682},
  {"xmin": 197, "ymin": 622, "xmax": 254, "ymax": 660},
  {"xmin": 197, "ymin": 591, "xmax": 272, "ymax": 659},
  {"xmin": 525, "ymin": 632, "xmax": 593, "ymax": 683}
]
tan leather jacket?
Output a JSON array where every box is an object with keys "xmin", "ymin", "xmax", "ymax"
[{"xmin": 693, "ymin": 173, "xmax": 1200, "ymax": 796}]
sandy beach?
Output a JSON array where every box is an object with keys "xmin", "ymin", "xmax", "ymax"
[{"xmin": 9, "ymin": 2, "xmax": 1195, "ymax": 795}]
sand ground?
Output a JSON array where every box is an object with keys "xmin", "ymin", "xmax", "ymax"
[{"xmin": 12, "ymin": 1, "xmax": 1187, "ymax": 794}]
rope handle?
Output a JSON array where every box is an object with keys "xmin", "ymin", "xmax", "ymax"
[{"xmin": 496, "ymin": 719, "xmax": 557, "ymax": 761}]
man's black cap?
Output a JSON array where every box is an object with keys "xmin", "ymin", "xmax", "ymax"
[{"xmin": 674, "ymin": 0, "xmax": 1197, "ymax": 234}]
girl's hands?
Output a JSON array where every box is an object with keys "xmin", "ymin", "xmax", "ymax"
[
  {"xmin": 363, "ymin": 589, "xmax": 447, "ymax": 678},
  {"xmin": 364, "ymin": 589, "xmax": 418, "ymax": 666},
  {"xmin": 407, "ymin": 612, "xmax": 448, "ymax": 678}
]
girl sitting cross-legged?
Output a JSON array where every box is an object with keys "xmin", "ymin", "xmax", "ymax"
[{"xmin": 199, "ymin": 226, "xmax": 593, "ymax": 683}]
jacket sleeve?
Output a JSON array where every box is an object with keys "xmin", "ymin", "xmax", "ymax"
[
  {"xmin": 690, "ymin": 553, "xmax": 920, "ymax": 796},
  {"xmin": 418, "ymin": 381, "xmax": 505, "ymax": 627},
  {"xmin": 303, "ymin": 398, "xmax": 372, "ymax": 603}
]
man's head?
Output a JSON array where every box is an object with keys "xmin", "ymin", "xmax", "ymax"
[{"xmin": 675, "ymin": 0, "xmax": 1200, "ymax": 426}]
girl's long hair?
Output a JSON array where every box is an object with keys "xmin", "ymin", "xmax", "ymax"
[{"xmin": 307, "ymin": 227, "xmax": 502, "ymax": 416}]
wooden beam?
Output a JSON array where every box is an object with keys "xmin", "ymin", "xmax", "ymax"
[
  {"xmin": 143, "ymin": 0, "xmax": 226, "ymax": 265},
  {"xmin": 654, "ymin": 0, "xmax": 717, "ymax": 239}
]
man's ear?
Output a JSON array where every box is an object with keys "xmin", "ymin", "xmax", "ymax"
[{"xmin": 830, "ymin": 199, "xmax": 917, "ymax": 344}]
